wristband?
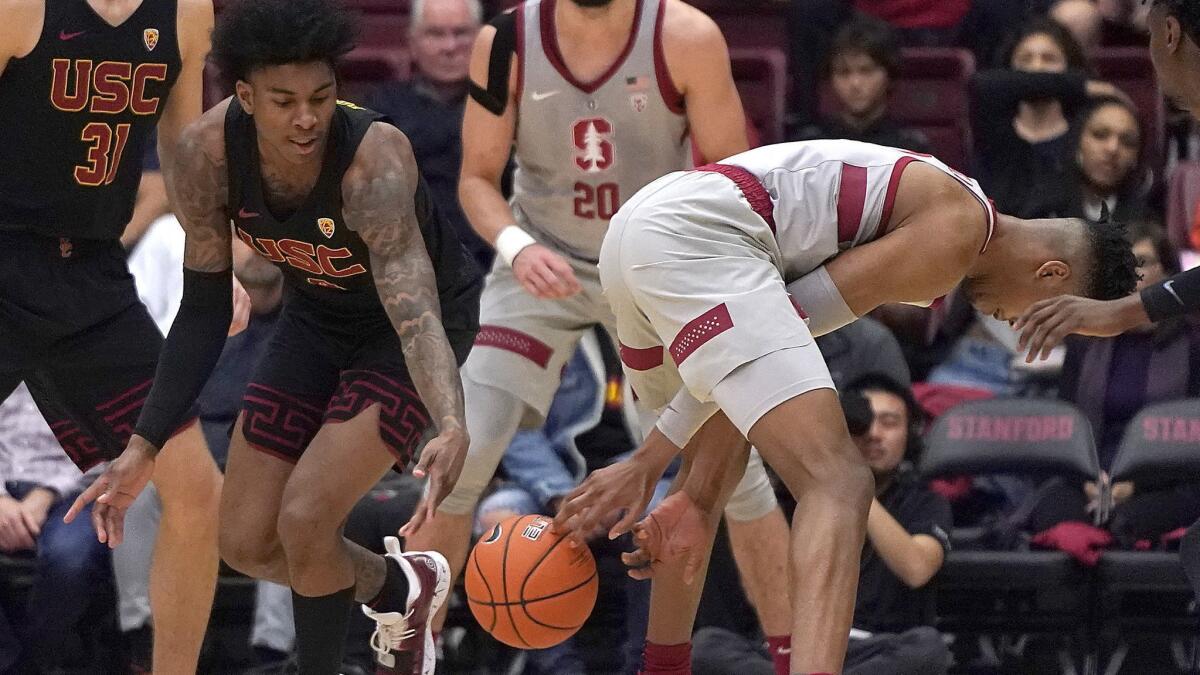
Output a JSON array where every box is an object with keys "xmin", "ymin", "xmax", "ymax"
[
  {"xmin": 495, "ymin": 225, "xmax": 537, "ymax": 266},
  {"xmin": 785, "ymin": 266, "xmax": 858, "ymax": 337}
]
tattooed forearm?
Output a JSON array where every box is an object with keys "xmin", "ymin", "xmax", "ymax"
[
  {"xmin": 344, "ymin": 125, "xmax": 467, "ymax": 433},
  {"xmin": 168, "ymin": 115, "xmax": 233, "ymax": 273}
]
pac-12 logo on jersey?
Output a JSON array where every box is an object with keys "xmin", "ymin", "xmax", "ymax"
[
  {"xmin": 143, "ymin": 28, "xmax": 159, "ymax": 51},
  {"xmin": 572, "ymin": 117, "xmax": 614, "ymax": 173},
  {"xmin": 317, "ymin": 217, "xmax": 335, "ymax": 238}
]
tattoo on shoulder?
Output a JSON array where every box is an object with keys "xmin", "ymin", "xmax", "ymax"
[{"xmin": 172, "ymin": 120, "xmax": 232, "ymax": 273}]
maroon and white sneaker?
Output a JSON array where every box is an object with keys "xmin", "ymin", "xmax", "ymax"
[{"xmin": 362, "ymin": 536, "xmax": 450, "ymax": 675}]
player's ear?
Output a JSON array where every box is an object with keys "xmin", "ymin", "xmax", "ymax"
[
  {"xmin": 234, "ymin": 80, "xmax": 254, "ymax": 114},
  {"xmin": 1166, "ymin": 15, "xmax": 1183, "ymax": 53},
  {"xmin": 1036, "ymin": 260, "xmax": 1071, "ymax": 285}
]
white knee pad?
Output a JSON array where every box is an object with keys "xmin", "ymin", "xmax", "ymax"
[
  {"xmin": 723, "ymin": 447, "xmax": 778, "ymax": 522},
  {"xmin": 435, "ymin": 373, "xmax": 527, "ymax": 516}
]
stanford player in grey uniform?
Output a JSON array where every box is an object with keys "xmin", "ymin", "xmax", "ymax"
[{"xmin": 399, "ymin": 0, "xmax": 794, "ymax": 670}]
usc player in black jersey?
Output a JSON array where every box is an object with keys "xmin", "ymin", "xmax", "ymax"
[
  {"xmin": 71, "ymin": 1, "xmax": 483, "ymax": 673},
  {"xmin": 0, "ymin": 0, "xmax": 230, "ymax": 670}
]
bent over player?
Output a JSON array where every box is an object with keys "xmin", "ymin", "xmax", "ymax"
[
  {"xmin": 402, "ymin": 0, "xmax": 795, "ymax": 671},
  {"xmin": 557, "ymin": 140, "xmax": 1138, "ymax": 674},
  {"xmin": 1, "ymin": 0, "xmax": 224, "ymax": 670},
  {"xmin": 72, "ymin": 1, "xmax": 482, "ymax": 673}
]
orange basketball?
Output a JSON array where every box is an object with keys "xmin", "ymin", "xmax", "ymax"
[{"xmin": 464, "ymin": 514, "xmax": 598, "ymax": 649}]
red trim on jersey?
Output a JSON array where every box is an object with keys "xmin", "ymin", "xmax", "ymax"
[
  {"xmin": 876, "ymin": 155, "xmax": 917, "ymax": 240},
  {"xmin": 515, "ymin": 3, "xmax": 526, "ymax": 100},
  {"xmin": 620, "ymin": 343, "xmax": 665, "ymax": 371},
  {"xmin": 670, "ymin": 303, "xmax": 734, "ymax": 365},
  {"xmin": 837, "ymin": 164, "xmax": 868, "ymax": 244},
  {"xmin": 981, "ymin": 198, "xmax": 998, "ymax": 252},
  {"xmin": 540, "ymin": 0, "xmax": 644, "ymax": 94},
  {"xmin": 652, "ymin": 0, "xmax": 685, "ymax": 114},
  {"xmin": 694, "ymin": 163, "xmax": 776, "ymax": 233},
  {"xmin": 474, "ymin": 324, "xmax": 554, "ymax": 368}
]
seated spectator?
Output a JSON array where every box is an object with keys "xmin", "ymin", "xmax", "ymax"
[
  {"xmin": 1050, "ymin": 0, "xmax": 1104, "ymax": 52},
  {"xmin": 1056, "ymin": 95, "xmax": 1155, "ymax": 222},
  {"xmin": 792, "ymin": 16, "xmax": 930, "ymax": 153},
  {"xmin": 363, "ymin": 0, "xmax": 492, "ymax": 268},
  {"xmin": 1059, "ymin": 222, "xmax": 1200, "ymax": 465},
  {"xmin": 0, "ymin": 384, "xmax": 110, "ymax": 672},
  {"xmin": 693, "ymin": 374, "xmax": 951, "ymax": 675},
  {"xmin": 971, "ymin": 17, "xmax": 1125, "ymax": 218},
  {"xmin": 1039, "ymin": 223, "xmax": 1200, "ymax": 552}
]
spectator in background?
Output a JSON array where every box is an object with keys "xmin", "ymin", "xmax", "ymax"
[
  {"xmin": 0, "ymin": 384, "xmax": 109, "ymax": 672},
  {"xmin": 1059, "ymin": 222, "xmax": 1200, "ymax": 466},
  {"xmin": 1027, "ymin": 223, "xmax": 1200, "ymax": 563},
  {"xmin": 1058, "ymin": 95, "xmax": 1155, "ymax": 222},
  {"xmin": 792, "ymin": 16, "xmax": 930, "ymax": 153},
  {"xmin": 971, "ymin": 17, "xmax": 1114, "ymax": 218},
  {"xmin": 692, "ymin": 374, "xmax": 951, "ymax": 675},
  {"xmin": 1050, "ymin": 0, "xmax": 1104, "ymax": 52},
  {"xmin": 364, "ymin": 0, "xmax": 491, "ymax": 267}
]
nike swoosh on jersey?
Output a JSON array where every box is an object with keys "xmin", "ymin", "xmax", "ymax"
[
  {"xmin": 238, "ymin": 207, "xmax": 261, "ymax": 219},
  {"xmin": 59, "ymin": 30, "xmax": 87, "ymax": 40},
  {"xmin": 531, "ymin": 90, "xmax": 559, "ymax": 101},
  {"xmin": 1164, "ymin": 280, "xmax": 1184, "ymax": 305}
]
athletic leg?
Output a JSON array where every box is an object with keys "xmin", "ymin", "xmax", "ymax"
[
  {"xmin": 219, "ymin": 413, "xmax": 296, "ymax": 585},
  {"xmin": 735, "ymin": 386, "xmax": 874, "ymax": 675},
  {"xmin": 725, "ymin": 450, "xmax": 792, "ymax": 640},
  {"xmin": 275, "ymin": 404, "xmax": 407, "ymax": 673},
  {"xmin": 145, "ymin": 422, "xmax": 223, "ymax": 672}
]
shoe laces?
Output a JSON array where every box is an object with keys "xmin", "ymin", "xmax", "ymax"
[{"xmin": 369, "ymin": 608, "xmax": 417, "ymax": 654}]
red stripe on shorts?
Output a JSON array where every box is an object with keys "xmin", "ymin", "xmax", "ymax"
[
  {"xmin": 474, "ymin": 325, "xmax": 553, "ymax": 369},
  {"xmin": 619, "ymin": 343, "xmax": 664, "ymax": 370},
  {"xmin": 669, "ymin": 303, "xmax": 733, "ymax": 365},
  {"xmin": 837, "ymin": 164, "xmax": 868, "ymax": 244},
  {"xmin": 694, "ymin": 164, "xmax": 776, "ymax": 233}
]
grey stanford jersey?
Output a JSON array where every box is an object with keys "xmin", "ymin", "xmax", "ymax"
[{"xmin": 512, "ymin": 0, "xmax": 691, "ymax": 262}]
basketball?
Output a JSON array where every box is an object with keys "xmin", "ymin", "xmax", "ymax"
[{"xmin": 464, "ymin": 514, "xmax": 599, "ymax": 649}]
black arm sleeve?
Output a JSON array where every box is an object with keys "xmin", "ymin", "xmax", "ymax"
[
  {"xmin": 133, "ymin": 268, "xmax": 233, "ymax": 449},
  {"xmin": 467, "ymin": 10, "xmax": 517, "ymax": 116},
  {"xmin": 1141, "ymin": 266, "xmax": 1200, "ymax": 323}
]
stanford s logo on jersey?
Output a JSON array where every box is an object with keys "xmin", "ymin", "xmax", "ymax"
[
  {"xmin": 143, "ymin": 28, "xmax": 159, "ymax": 51},
  {"xmin": 572, "ymin": 117, "xmax": 614, "ymax": 173},
  {"xmin": 317, "ymin": 217, "xmax": 335, "ymax": 238}
]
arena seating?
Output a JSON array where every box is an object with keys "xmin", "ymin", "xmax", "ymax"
[
  {"xmin": 919, "ymin": 399, "xmax": 1100, "ymax": 646},
  {"xmin": 729, "ymin": 47, "xmax": 787, "ymax": 144}
]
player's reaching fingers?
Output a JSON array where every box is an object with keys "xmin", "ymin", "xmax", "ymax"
[
  {"xmin": 608, "ymin": 508, "xmax": 640, "ymax": 540},
  {"xmin": 65, "ymin": 478, "xmax": 106, "ymax": 524},
  {"xmin": 682, "ymin": 551, "xmax": 703, "ymax": 586},
  {"xmin": 533, "ymin": 265, "xmax": 569, "ymax": 297},
  {"xmin": 91, "ymin": 502, "xmax": 108, "ymax": 544},
  {"xmin": 1023, "ymin": 312, "xmax": 1069, "ymax": 363},
  {"xmin": 1016, "ymin": 300, "xmax": 1064, "ymax": 352},
  {"xmin": 106, "ymin": 506, "xmax": 126, "ymax": 548},
  {"xmin": 399, "ymin": 499, "xmax": 430, "ymax": 537},
  {"xmin": 20, "ymin": 510, "xmax": 41, "ymax": 538}
]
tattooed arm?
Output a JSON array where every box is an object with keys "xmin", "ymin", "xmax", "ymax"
[
  {"xmin": 67, "ymin": 102, "xmax": 235, "ymax": 546},
  {"xmin": 343, "ymin": 123, "xmax": 468, "ymax": 525}
]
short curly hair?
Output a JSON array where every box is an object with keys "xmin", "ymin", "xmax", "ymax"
[
  {"xmin": 211, "ymin": 0, "xmax": 359, "ymax": 83},
  {"xmin": 1081, "ymin": 218, "xmax": 1140, "ymax": 300}
]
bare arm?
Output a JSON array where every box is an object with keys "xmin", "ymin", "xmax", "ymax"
[
  {"xmin": 344, "ymin": 124, "xmax": 465, "ymax": 436},
  {"xmin": 0, "ymin": 0, "xmax": 43, "ymax": 75},
  {"xmin": 459, "ymin": 24, "xmax": 519, "ymax": 246},
  {"xmin": 662, "ymin": 2, "xmax": 749, "ymax": 162},
  {"xmin": 156, "ymin": 0, "xmax": 212, "ymax": 185},
  {"xmin": 866, "ymin": 499, "xmax": 945, "ymax": 588},
  {"xmin": 825, "ymin": 166, "xmax": 985, "ymax": 315},
  {"xmin": 171, "ymin": 109, "xmax": 234, "ymax": 274}
]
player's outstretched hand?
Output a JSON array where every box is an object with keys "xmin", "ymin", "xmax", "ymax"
[
  {"xmin": 512, "ymin": 244, "xmax": 582, "ymax": 299},
  {"xmin": 1014, "ymin": 294, "xmax": 1146, "ymax": 363},
  {"xmin": 621, "ymin": 492, "xmax": 708, "ymax": 585},
  {"xmin": 65, "ymin": 436, "xmax": 156, "ymax": 548},
  {"xmin": 552, "ymin": 457, "xmax": 659, "ymax": 544},
  {"xmin": 400, "ymin": 426, "xmax": 470, "ymax": 537},
  {"xmin": 229, "ymin": 276, "xmax": 252, "ymax": 337}
]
